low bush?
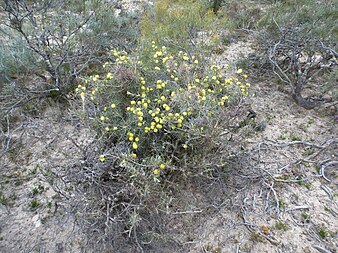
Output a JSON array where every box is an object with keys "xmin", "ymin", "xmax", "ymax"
[
  {"xmin": 77, "ymin": 42, "xmax": 251, "ymax": 177},
  {"xmin": 256, "ymin": 0, "xmax": 337, "ymax": 109},
  {"xmin": 72, "ymin": 41, "xmax": 252, "ymax": 246}
]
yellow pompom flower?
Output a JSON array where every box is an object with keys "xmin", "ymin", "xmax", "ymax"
[
  {"xmin": 111, "ymin": 103, "xmax": 116, "ymax": 109},
  {"xmin": 99, "ymin": 155, "xmax": 105, "ymax": 162},
  {"xmin": 132, "ymin": 142, "xmax": 138, "ymax": 149},
  {"xmin": 153, "ymin": 169, "xmax": 159, "ymax": 175},
  {"xmin": 237, "ymin": 68, "xmax": 243, "ymax": 74},
  {"xmin": 160, "ymin": 164, "xmax": 166, "ymax": 169},
  {"xmin": 93, "ymin": 75, "xmax": 99, "ymax": 82},
  {"xmin": 106, "ymin": 73, "xmax": 113, "ymax": 79}
]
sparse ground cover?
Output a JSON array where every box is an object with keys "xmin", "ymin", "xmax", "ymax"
[{"xmin": 0, "ymin": 0, "xmax": 337, "ymax": 252}]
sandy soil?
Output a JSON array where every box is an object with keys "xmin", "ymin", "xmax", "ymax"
[{"xmin": 0, "ymin": 1, "xmax": 337, "ymax": 253}]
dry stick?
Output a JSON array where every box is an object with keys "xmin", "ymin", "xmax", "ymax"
[
  {"xmin": 264, "ymin": 181, "xmax": 280, "ymax": 215},
  {"xmin": 260, "ymin": 139, "xmax": 337, "ymax": 183},
  {"xmin": 172, "ymin": 210, "xmax": 203, "ymax": 215},
  {"xmin": 320, "ymin": 161, "xmax": 338, "ymax": 182},
  {"xmin": 312, "ymin": 245, "xmax": 332, "ymax": 253},
  {"xmin": 241, "ymin": 201, "xmax": 280, "ymax": 246},
  {"xmin": 237, "ymin": 138, "xmax": 337, "ymax": 248},
  {"xmin": 133, "ymin": 227, "xmax": 144, "ymax": 253},
  {"xmin": 266, "ymin": 139, "xmax": 330, "ymax": 149},
  {"xmin": 320, "ymin": 185, "xmax": 334, "ymax": 201},
  {"xmin": 105, "ymin": 202, "xmax": 110, "ymax": 235},
  {"xmin": 286, "ymin": 205, "xmax": 310, "ymax": 212}
]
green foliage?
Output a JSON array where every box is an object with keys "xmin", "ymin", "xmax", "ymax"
[
  {"xmin": 0, "ymin": 192, "xmax": 16, "ymax": 207},
  {"xmin": 0, "ymin": 192, "xmax": 7, "ymax": 205},
  {"xmin": 221, "ymin": 0, "xmax": 264, "ymax": 30},
  {"xmin": 139, "ymin": 0, "xmax": 228, "ymax": 51},
  {"xmin": 31, "ymin": 184, "xmax": 44, "ymax": 196},
  {"xmin": 322, "ymin": 69, "xmax": 338, "ymax": 100},
  {"xmin": 274, "ymin": 221, "xmax": 289, "ymax": 231},
  {"xmin": 258, "ymin": 0, "xmax": 337, "ymax": 41},
  {"xmin": 278, "ymin": 199, "xmax": 288, "ymax": 210},
  {"xmin": 0, "ymin": 37, "xmax": 39, "ymax": 85},
  {"xmin": 29, "ymin": 199, "xmax": 40, "ymax": 210},
  {"xmin": 301, "ymin": 212, "xmax": 309, "ymax": 221},
  {"xmin": 318, "ymin": 228, "xmax": 328, "ymax": 239}
]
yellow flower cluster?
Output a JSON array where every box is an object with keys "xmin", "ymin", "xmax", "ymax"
[
  {"xmin": 153, "ymin": 163, "xmax": 166, "ymax": 176},
  {"xmin": 127, "ymin": 132, "xmax": 140, "ymax": 150},
  {"xmin": 112, "ymin": 49, "xmax": 131, "ymax": 65},
  {"xmin": 84, "ymin": 44, "xmax": 250, "ymax": 168},
  {"xmin": 75, "ymin": 84, "xmax": 87, "ymax": 99}
]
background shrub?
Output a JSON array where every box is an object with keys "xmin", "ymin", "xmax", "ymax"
[
  {"xmin": 253, "ymin": 0, "xmax": 337, "ymax": 108},
  {"xmin": 0, "ymin": 0, "xmax": 138, "ymax": 94},
  {"xmin": 139, "ymin": 0, "xmax": 230, "ymax": 52},
  {"xmin": 0, "ymin": 37, "xmax": 40, "ymax": 86}
]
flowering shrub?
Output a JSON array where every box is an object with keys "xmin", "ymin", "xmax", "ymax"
[{"xmin": 76, "ymin": 42, "xmax": 251, "ymax": 180}]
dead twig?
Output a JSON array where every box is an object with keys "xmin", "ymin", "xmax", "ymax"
[
  {"xmin": 312, "ymin": 245, "xmax": 332, "ymax": 253},
  {"xmin": 320, "ymin": 161, "xmax": 338, "ymax": 182},
  {"xmin": 286, "ymin": 205, "xmax": 310, "ymax": 212}
]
